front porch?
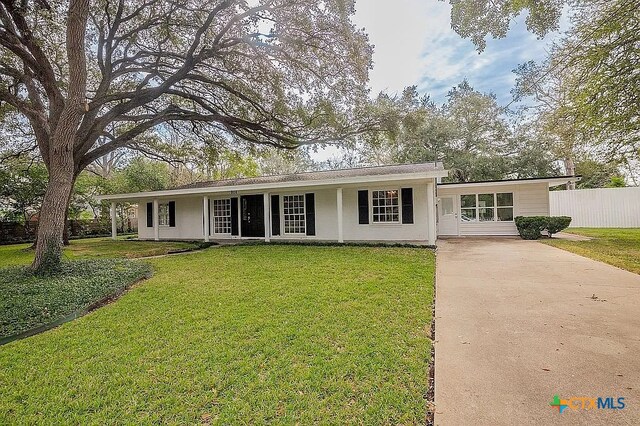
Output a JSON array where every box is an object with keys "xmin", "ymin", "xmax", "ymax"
[{"xmin": 108, "ymin": 183, "xmax": 437, "ymax": 245}]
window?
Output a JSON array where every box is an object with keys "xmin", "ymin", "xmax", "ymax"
[
  {"xmin": 496, "ymin": 192, "xmax": 514, "ymax": 221},
  {"xmin": 478, "ymin": 193, "xmax": 494, "ymax": 222},
  {"xmin": 158, "ymin": 203, "xmax": 170, "ymax": 226},
  {"xmin": 460, "ymin": 194, "xmax": 476, "ymax": 222},
  {"xmin": 372, "ymin": 190, "xmax": 399, "ymax": 223},
  {"xmin": 213, "ymin": 199, "xmax": 231, "ymax": 234},
  {"xmin": 460, "ymin": 193, "xmax": 514, "ymax": 222},
  {"xmin": 283, "ymin": 194, "xmax": 305, "ymax": 234}
]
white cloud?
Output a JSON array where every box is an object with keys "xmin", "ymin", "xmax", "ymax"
[
  {"xmin": 353, "ymin": 0, "xmax": 442, "ymax": 95},
  {"xmin": 354, "ymin": 0, "xmax": 566, "ymax": 104}
]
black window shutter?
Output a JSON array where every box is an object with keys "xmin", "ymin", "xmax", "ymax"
[
  {"xmin": 230, "ymin": 197, "xmax": 239, "ymax": 236},
  {"xmin": 358, "ymin": 190, "xmax": 369, "ymax": 224},
  {"xmin": 271, "ymin": 195, "xmax": 280, "ymax": 236},
  {"xmin": 168, "ymin": 201, "xmax": 176, "ymax": 227},
  {"xmin": 146, "ymin": 202, "xmax": 153, "ymax": 227},
  {"xmin": 305, "ymin": 193, "xmax": 315, "ymax": 236},
  {"xmin": 401, "ymin": 188, "xmax": 414, "ymax": 224}
]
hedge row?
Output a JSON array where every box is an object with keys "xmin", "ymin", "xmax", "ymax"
[{"xmin": 514, "ymin": 216, "xmax": 572, "ymax": 240}]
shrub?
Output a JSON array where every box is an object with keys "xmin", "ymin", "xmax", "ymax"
[
  {"xmin": 515, "ymin": 216, "xmax": 572, "ymax": 240},
  {"xmin": 515, "ymin": 216, "xmax": 548, "ymax": 240},
  {"xmin": 546, "ymin": 216, "xmax": 572, "ymax": 238}
]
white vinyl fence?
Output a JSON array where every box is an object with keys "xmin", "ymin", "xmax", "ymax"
[{"xmin": 549, "ymin": 187, "xmax": 640, "ymax": 228}]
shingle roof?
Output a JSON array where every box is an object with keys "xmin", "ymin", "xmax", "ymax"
[{"xmin": 174, "ymin": 162, "xmax": 445, "ymax": 190}]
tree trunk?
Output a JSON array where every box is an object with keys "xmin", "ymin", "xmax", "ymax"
[
  {"xmin": 63, "ymin": 215, "xmax": 70, "ymax": 246},
  {"xmin": 32, "ymin": 167, "xmax": 76, "ymax": 272},
  {"xmin": 31, "ymin": 0, "xmax": 89, "ymax": 272},
  {"xmin": 63, "ymin": 188, "xmax": 74, "ymax": 246},
  {"xmin": 564, "ymin": 157, "xmax": 576, "ymax": 190}
]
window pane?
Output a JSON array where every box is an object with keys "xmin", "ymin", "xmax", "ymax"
[
  {"xmin": 460, "ymin": 208, "xmax": 476, "ymax": 221},
  {"xmin": 371, "ymin": 189, "xmax": 399, "ymax": 223},
  {"xmin": 213, "ymin": 199, "xmax": 231, "ymax": 234},
  {"xmin": 441, "ymin": 198, "xmax": 454, "ymax": 215},
  {"xmin": 478, "ymin": 193, "xmax": 494, "ymax": 207},
  {"xmin": 497, "ymin": 207, "xmax": 514, "ymax": 221},
  {"xmin": 461, "ymin": 194, "xmax": 476, "ymax": 208},
  {"xmin": 283, "ymin": 194, "xmax": 305, "ymax": 234},
  {"xmin": 479, "ymin": 208, "xmax": 494, "ymax": 221},
  {"xmin": 497, "ymin": 192, "xmax": 513, "ymax": 207},
  {"xmin": 158, "ymin": 204, "xmax": 169, "ymax": 226}
]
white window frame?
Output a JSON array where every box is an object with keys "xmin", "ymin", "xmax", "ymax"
[
  {"xmin": 212, "ymin": 198, "xmax": 232, "ymax": 235},
  {"xmin": 282, "ymin": 194, "xmax": 306, "ymax": 235},
  {"xmin": 496, "ymin": 192, "xmax": 515, "ymax": 222},
  {"xmin": 459, "ymin": 192, "xmax": 514, "ymax": 223},
  {"xmin": 370, "ymin": 189, "xmax": 401, "ymax": 224},
  {"xmin": 158, "ymin": 203, "xmax": 170, "ymax": 227}
]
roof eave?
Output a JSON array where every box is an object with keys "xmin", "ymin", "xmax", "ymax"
[{"xmin": 436, "ymin": 176, "xmax": 581, "ymax": 190}]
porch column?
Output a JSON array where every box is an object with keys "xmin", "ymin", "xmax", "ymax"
[
  {"xmin": 263, "ymin": 192, "xmax": 270, "ymax": 242},
  {"xmin": 336, "ymin": 187, "xmax": 344, "ymax": 243},
  {"xmin": 110, "ymin": 202, "xmax": 117, "ymax": 240},
  {"xmin": 426, "ymin": 182, "xmax": 436, "ymax": 246},
  {"xmin": 153, "ymin": 199, "xmax": 159, "ymax": 241},
  {"xmin": 203, "ymin": 195, "xmax": 210, "ymax": 242}
]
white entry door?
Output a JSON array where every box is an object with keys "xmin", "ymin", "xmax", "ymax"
[{"xmin": 438, "ymin": 196, "xmax": 459, "ymax": 236}]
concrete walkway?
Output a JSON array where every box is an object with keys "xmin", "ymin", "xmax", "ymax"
[{"xmin": 434, "ymin": 239, "xmax": 640, "ymax": 425}]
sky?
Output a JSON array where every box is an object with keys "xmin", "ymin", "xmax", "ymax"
[
  {"xmin": 354, "ymin": 0, "xmax": 567, "ymax": 104},
  {"xmin": 313, "ymin": 0, "xmax": 568, "ymax": 161}
]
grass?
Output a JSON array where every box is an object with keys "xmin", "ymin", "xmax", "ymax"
[
  {"xmin": 0, "ymin": 245, "xmax": 435, "ymax": 424},
  {"xmin": 542, "ymin": 228, "xmax": 640, "ymax": 274},
  {"xmin": 0, "ymin": 259, "xmax": 152, "ymax": 338},
  {"xmin": 0, "ymin": 237, "xmax": 191, "ymax": 339},
  {"xmin": 0, "ymin": 237, "xmax": 201, "ymax": 267}
]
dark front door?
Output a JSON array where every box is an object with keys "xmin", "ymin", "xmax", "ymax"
[{"xmin": 241, "ymin": 195, "xmax": 265, "ymax": 237}]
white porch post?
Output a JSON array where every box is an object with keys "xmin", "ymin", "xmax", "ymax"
[
  {"xmin": 336, "ymin": 187, "xmax": 344, "ymax": 243},
  {"xmin": 426, "ymin": 181, "xmax": 436, "ymax": 246},
  {"xmin": 203, "ymin": 195, "xmax": 210, "ymax": 242},
  {"xmin": 153, "ymin": 199, "xmax": 159, "ymax": 241},
  {"xmin": 263, "ymin": 192, "xmax": 270, "ymax": 242},
  {"xmin": 110, "ymin": 202, "xmax": 117, "ymax": 240}
]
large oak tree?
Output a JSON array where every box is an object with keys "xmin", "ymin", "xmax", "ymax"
[{"xmin": 0, "ymin": 0, "xmax": 373, "ymax": 271}]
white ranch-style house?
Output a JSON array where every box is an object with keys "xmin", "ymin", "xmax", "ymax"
[{"xmin": 98, "ymin": 163, "xmax": 579, "ymax": 244}]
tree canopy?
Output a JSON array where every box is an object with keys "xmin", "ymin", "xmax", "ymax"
[
  {"xmin": 0, "ymin": 0, "xmax": 374, "ymax": 270},
  {"xmin": 356, "ymin": 81, "xmax": 560, "ymax": 182},
  {"xmin": 448, "ymin": 0, "xmax": 565, "ymax": 52},
  {"xmin": 448, "ymin": 0, "xmax": 639, "ymax": 182}
]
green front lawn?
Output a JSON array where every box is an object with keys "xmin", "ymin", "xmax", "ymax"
[
  {"xmin": 0, "ymin": 237, "xmax": 200, "ymax": 267},
  {"xmin": 542, "ymin": 228, "xmax": 640, "ymax": 274},
  {"xmin": 0, "ymin": 245, "xmax": 435, "ymax": 424}
]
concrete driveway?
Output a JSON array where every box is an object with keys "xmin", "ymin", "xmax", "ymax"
[{"xmin": 434, "ymin": 238, "xmax": 640, "ymax": 425}]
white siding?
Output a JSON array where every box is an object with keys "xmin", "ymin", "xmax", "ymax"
[
  {"xmin": 514, "ymin": 183, "xmax": 550, "ymax": 216},
  {"xmin": 437, "ymin": 182, "xmax": 550, "ymax": 236},
  {"xmin": 269, "ymin": 187, "xmax": 338, "ymax": 241},
  {"xmin": 341, "ymin": 184, "xmax": 430, "ymax": 242},
  {"xmin": 309, "ymin": 188, "xmax": 339, "ymax": 240},
  {"xmin": 135, "ymin": 179, "xmax": 435, "ymax": 243},
  {"xmin": 550, "ymin": 187, "xmax": 640, "ymax": 228},
  {"xmin": 138, "ymin": 197, "xmax": 204, "ymax": 240},
  {"xmin": 458, "ymin": 221, "xmax": 518, "ymax": 236}
]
